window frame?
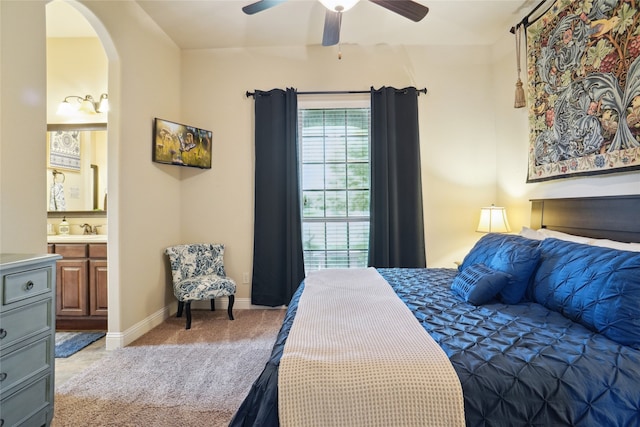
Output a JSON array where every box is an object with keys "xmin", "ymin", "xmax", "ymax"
[{"xmin": 298, "ymin": 95, "xmax": 371, "ymax": 271}]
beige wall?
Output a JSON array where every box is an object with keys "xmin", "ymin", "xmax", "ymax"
[
  {"xmin": 46, "ymin": 38, "xmax": 108, "ymax": 219},
  {"xmin": 2, "ymin": 1, "xmax": 184, "ymax": 347},
  {"xmin": 2, "ymin": 1, "xmax": 639, "ymax": 348},
  {"xmin": 75, "ymin": 0, "xmax": 183, "ymax": 346},
  {"xmin": 47, "ymin": 37, "xmax": 108, "ymax": 125},
  {"xmin": 0, "ymin": 0, "xmax": 48, "ymax": 254},
  {"xmin": 181, "ymin": 44, "xmax": 501, "ymax": 303}
]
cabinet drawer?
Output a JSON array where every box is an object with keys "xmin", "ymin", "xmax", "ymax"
[
  {"xmin": 54, "ymin": 243, "xmax": 88, "ymax": 258},
  {"xmin": 0, "ymin": 374, "xmax": 51, "ymax": 427},
  {"xmin": 89, "ymin": 243, "xmax": 107, "ymax": 258},
  {"xmin": 0, "ymin": 336, "xmax": 50, "ymax": 394},
  {"xmin": 3, "ymin": 267, "xmax": 51, "ymax": 306},
  {"xmin": 0, "ymin": 300, "xmax": 52, "ymax": 352}
]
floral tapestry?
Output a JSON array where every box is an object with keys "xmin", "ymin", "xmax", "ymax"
[{"xmin": 527, "ymin": 0, "xmax": 640, "ymax": 182}]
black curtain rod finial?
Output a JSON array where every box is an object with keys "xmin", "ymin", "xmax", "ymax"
[{"xmin": 510, "ymin": 0, "xmax": 549, "ymax": 34}]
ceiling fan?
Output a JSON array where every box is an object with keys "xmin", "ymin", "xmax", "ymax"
[{"xmin": 242, "ymin": 0, "xmax": 429, "ymax": 46}]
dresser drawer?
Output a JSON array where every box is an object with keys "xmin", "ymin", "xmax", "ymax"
[
  {"xmin": 54, "ymin": 243, "xmax": 88, "ymax": 258},
  {"xmin": 3, "ymin": 267, "xmax": 51, "ymax": 306},
  {"xmin": 0, "ymin": 336, "xmax": 50, "ymax": 394},
  {"xmin": 0, "ymin": 300, "xmax": 52, "ymax": 352},
  {"xmin": 0, "ymin": 374, "xmax": 51, "ymax": 427}
]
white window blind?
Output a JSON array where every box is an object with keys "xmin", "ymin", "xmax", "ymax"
[{"xmin": 298, "ymin": 104, "xmax": 371, "ymax": 271}]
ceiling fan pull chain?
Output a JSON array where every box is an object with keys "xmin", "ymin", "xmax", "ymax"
[{"xmin": 338, "ymin": 11, "xmax": 342, "ymax": 59}]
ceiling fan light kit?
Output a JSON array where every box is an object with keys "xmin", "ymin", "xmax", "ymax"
[{"xmin": 319, "ymin": 0, "xmax": 360, "ymax": 12}]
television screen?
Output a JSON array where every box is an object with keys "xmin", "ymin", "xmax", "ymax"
[{"xmin": 152, "ymin": 118, "xmax": 212, "ymax": 169}]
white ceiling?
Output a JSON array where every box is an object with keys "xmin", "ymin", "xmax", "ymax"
[{"xmin": 47, "ymin": 0, "xmax": 538, "ymax": 49}]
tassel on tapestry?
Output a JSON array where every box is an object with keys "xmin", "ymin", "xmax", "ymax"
[{"xmin": 514, "ymin": 24, "xmax": 526, "ymax": 108}]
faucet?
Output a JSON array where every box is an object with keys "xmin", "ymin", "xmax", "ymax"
[{"xmin": 80, "ymin": 223, "xmax": 100, "ymax": 235}]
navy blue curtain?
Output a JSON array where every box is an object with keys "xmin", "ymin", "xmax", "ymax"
[
  {"xmin": 368, "ymin": 86, "xmax": 426, "ymax": 268},
  {"xmin": 251, "ymin": 88, "xmax": 306, "ymax": 306}
]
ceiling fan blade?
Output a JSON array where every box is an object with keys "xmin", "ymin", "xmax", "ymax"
[
  {"xmin": 242, "ymin": 0, "xmax": 288, "ymax": 15},
  {"xmin": 369, "ymin": 0, "xmax": 429, "ymax": 22},
  {"xmin": 322, "ymin": 10, "xmax": 341, "ymax": 46}
]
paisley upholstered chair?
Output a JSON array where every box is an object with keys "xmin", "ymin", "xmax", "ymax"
[{"xmin": 164, "ymin": 243, "xmax": 236, "ymax": 329}]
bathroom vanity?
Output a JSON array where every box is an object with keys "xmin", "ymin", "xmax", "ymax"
[{"xmin": 47, "ymin": 236, "xmax": 107, "ymax": 331}]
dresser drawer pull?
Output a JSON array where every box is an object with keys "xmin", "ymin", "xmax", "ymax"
[
  {"xmin": 0, "ymin": 372, "xmax": 6, "ymax": 382},
  {"xmin": 0, "ymin": 329, "xmax": 6, "ymax": 339},
  {"xmin": 25, "ymin": 280, "xmax": 35, "ymax": 291}
]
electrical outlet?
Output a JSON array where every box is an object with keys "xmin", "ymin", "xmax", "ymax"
[{"xmin": 242, "ymin": 272, "xmax": 250, "ymax": 284}]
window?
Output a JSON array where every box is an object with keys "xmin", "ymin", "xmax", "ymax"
[{"xmin": 298, "ymin": 101, "xmax": 371, "ymax": 271}]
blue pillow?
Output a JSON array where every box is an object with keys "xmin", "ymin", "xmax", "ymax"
[
  {"xmin": 489, "ymin": 240, "xmax": 541, "ymax": 304},
  {"xmin": 532, "ymin": 238, "xmax": 640, "ymax": 349},
  {"xmin": 451, "ymin": 263, "xmax": 511, "ymax": 305},
  {"xmin": 459, "ymin": 233, "xmax": 541, "ymax": 272}
]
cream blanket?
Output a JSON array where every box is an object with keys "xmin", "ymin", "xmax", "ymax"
[{"xmin": 278, "ymin": 268, "xmax": 465, "ymax": 427}]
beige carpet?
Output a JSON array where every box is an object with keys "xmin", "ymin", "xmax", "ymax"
[{"xmin": 53, "ymin": 309, "xmax": 285, "ymax": 427}]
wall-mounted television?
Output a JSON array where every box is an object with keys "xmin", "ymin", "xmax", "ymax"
[{"xmin": 152, "ymin": 118, "xmax": 212, "ymax": 169}]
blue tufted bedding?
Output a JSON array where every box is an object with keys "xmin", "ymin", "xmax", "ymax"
[{"xmin": 230, "ymin": 238, "xmax": 640, "ymax": 427}]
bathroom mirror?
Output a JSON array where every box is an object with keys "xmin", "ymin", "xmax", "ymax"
[{"xmin": 47, "ymin": 123, "xmax": 107, "ymax": 215}]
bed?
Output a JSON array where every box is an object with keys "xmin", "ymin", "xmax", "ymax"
[{"xmin": 230, "ymin": 195, "xmax": 640, "ymax": 426}]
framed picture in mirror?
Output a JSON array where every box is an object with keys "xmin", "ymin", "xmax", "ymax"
[{"xmin": 48, "ymin": 130, "xmax": 81, "ymax": 171}]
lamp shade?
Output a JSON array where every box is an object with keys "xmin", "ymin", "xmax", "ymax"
[
  {"xmin": 56, "ymin": 100, "xmax": 75, "ymax": 115},
  {"xmin": 80, "ymin": 97, "xmax": 96, "ymax": 114},
  {"xmin": 477, "ymin": 205, "xmax": 511, "ymax": 233},
  {"xmin": 97, "ymin": 94, "xmax": 109, "ymax": 113}
]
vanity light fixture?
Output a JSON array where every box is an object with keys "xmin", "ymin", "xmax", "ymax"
[
  {"xmin": 476, "ymin": 205, "xmax": 511, "ymax": 233},
  {"xmin": 57, "ymin": 93, "xmax": 109, "ymax": 115}
]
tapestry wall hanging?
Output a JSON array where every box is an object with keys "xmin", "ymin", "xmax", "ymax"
[{"xmin": 527, "ymin": 0, "xmax": 640, "ymax": 182}]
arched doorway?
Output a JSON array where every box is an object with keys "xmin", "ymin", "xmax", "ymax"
[{"xmin": 46, "ymin": 0, "xmax": 121, "ymax": 348}]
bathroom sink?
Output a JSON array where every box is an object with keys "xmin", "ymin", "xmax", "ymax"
[{"xmin": 48, "ymin": 234, "xmax": 107, "ymax": 243}]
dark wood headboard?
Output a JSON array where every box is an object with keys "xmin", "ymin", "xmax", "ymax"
[{"xmin": 530, "ymin": 195, "xmax": 640, "ymax": 243}]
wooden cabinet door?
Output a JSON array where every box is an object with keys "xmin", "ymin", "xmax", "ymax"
[
  {"xmin": 56, "ymin": 259, "xmax": 88, "ymax": 316},
  {"xmin": 89, "ymin": 259, "xmax": 108, "ymax": 316}
]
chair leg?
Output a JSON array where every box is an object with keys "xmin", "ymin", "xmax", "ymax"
[
  {"xmin": 228, "ymin": 294, "xmax": 235, "ymax": 320},
  {"xmin": 177, "ymin": 300, "xmax": 184, "ymax": 318},
  {"xmin": 185, "ymin": 301, "xmax": 192, "ymax": 330},
  {"xmin": 210, "ymin": 299, "xmax": 215, "ymax": 311}
]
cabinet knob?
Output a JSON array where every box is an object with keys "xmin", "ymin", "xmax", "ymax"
[
  {"xmin": 0, "ymin": 372, "xmax": 6, "ymax": 382},
  {"xmin": 0, "ymin": 329, "xmax": 6, "ymax": 339},
  {"xmin": 25, "ymin": 280, "xmax": 34, "ymax": 291}
]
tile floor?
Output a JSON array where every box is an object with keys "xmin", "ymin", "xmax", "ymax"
[{"xmin": 55, "ymin": 336, "xmax": 109, "ymax": 386}]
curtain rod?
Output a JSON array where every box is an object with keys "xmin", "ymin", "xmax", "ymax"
[
  {"xmin": 509, "ymin": 0, "xmax": 554, "ymax": 34},
  {"xmin": 245, "ymin": 88, "xmax": 428, "ymax": 98}
]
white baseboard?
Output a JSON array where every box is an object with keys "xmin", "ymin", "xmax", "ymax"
[
  {"xmin": 105, "ymin": 304, "xmax": 170, "ymax": 350},
  {"xmin": 105, "ymin": 297, "xmax": 282, "ymax": 350}
]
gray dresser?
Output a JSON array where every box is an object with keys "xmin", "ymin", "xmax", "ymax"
[{"xmin": 0, "ymin": 254, "xmax": 61, "ymax": 427}]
